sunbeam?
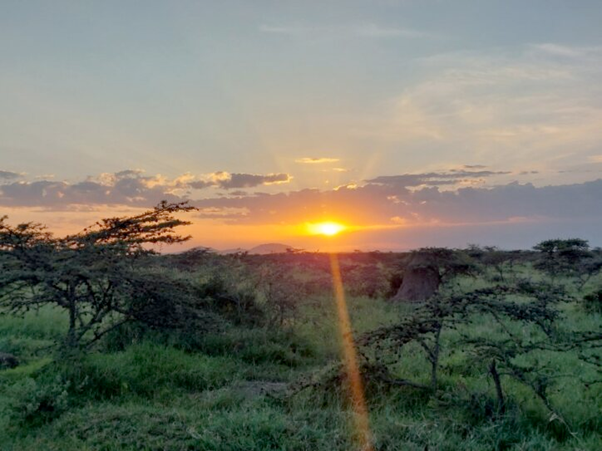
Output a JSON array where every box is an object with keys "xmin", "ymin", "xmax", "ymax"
[{"xmin": 329, "ymin": 252, "xmax": 373, "ymax": 450}]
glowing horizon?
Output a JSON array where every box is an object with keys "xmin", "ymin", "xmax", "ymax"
[
  {"xmin": 306, "ymin": 221, "xmax": 347, "ymax": 237},
  {"xmin": 2, "ymin": 2, "xmax": 602, "ymax": 250}
]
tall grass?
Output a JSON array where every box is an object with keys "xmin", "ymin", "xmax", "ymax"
[{"xmin": 0, "ymin": 265, "xmax": 601, "ymax": 450}]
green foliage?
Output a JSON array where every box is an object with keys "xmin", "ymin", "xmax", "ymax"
[
  {"xmin": 1, "ymin": 342, "xmax": 242, "ymax": 431},
  {"xmin": 257, "ymin": 264, "xmax": 314, "ymax": 326},
  {"xmin": 467, "ymin": 245, "xmax": 524, "ymax": 282},
  {"xmin": 7, "ymin": 375, "xmax": 70, "ymax": 427},
  {"xmin": 0, "ymin": 202, "xmax": 201, "ymax": 350},
  {"xmin": 1, "ymin": 241, "xmax": 601, "ymax": 450},
  {"xmin": 172, "ymin": 328, "xmax": 317, "ymax": 367},
  {"xmin": 533, "ymin": 238, "xmax": 602, "ymax": 287},
  {"xmin": 534, "ymin": 239, "xmax": 591, "ymax": 267},
  {"xmin": 342, "ymin": 263, "xmax": 392, "ymax": 299},
  {"xmin": 63, "ymin": 343, "xmax": 240, "ymax": 400},
  {"xmin": 582, "ymin": 288, "xmax": 602, "ymax": 314},
  {"xmin": 412, "ymin": 247, "xmax": 479, "ymax": 282},
  {"xmin": 361, "ymin": 281, "xmax": 578, "ymax": 421},
  {"xmin": 196, "ymin": 257, "xmax": 266, "ymax": 327}
]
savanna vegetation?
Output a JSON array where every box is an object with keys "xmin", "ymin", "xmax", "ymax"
[{"xmin": 1, "ymin": 204, "xmax": 601, "ymax": 450}]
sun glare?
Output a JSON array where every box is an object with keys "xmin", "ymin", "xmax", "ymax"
[{"xmin": 307, "ymin": 222, "xmax": 346, "ymax": 237}]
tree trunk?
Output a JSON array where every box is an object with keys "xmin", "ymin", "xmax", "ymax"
[
  {"xmin": 66, "ymin": 284, "xmax": 78, "ymax": 349},
  {"xmin": 430, "ymin": 326, "xmax": 442, "ymax": 392},
  {"xmin": 489, "ymin": 359, "xmax": 505, "ymax": 414}
]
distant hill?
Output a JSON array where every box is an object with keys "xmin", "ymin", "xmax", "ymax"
[
  {"xmin": 219, "ymin": 247, "xmax": 247, "ymax": 255},
  {"xmin": 248, "ymin": 243, "xmax": 293, "ymax": 254}
]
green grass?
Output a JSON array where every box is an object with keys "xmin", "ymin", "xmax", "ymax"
[{"xmin": 1, "ymin": 266, "xmax": 601, "ymax": 450}]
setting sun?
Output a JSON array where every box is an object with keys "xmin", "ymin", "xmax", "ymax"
[{"xmin": 306, "ymin": 222, "xmax": 346, "ymax": 237}]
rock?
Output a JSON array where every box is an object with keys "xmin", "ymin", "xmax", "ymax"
[
  {"xmin": 0, "ymin": 352, "xmax": 19, "ymax": 369},
  {"xmin": 390, "ymin": 252, "xmax": 441, "ymax": 302}
]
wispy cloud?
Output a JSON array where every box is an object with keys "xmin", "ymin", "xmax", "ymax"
[
  {"xmin": 531, "ymin": 43, "xmax": 602, "ymax": 60},
  {"xmin": 0, "ymin": 170, "xmax": 23, "ymax": 180},
  {"xmin": 295, "ymin": 157, "xmax": 340, "ymax": 164},
  {"xmin": 366, "ymin": 170, "xmax": 510, "ymax": 188},
  {"xmin": 355, "ymin": 43, "xmax": 602, "ymax": 174}
]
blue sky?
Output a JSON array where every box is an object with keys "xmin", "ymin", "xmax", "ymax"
[{"xmin": 1, "ymin": 1, "xmax": 602, "ymax": 249}]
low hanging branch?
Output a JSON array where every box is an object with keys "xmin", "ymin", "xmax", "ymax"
[{"xmin": 360, "ymin": 280, "xmax": 580, "ymax": 423}]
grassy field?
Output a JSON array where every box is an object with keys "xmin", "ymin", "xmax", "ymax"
[{"xmin": 0, "ymin": 255, "xmax": 601, "ymax": 450}]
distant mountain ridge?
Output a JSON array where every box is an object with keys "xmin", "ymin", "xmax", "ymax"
[
  {"xmin": 218, "ymin": 243, "xmax": 294, "ymax": 255},
  {"xmin": 248, "ymin": 243, "xmax": 293, "ymax": 254}
]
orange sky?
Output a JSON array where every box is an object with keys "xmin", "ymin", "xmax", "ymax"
[{"xmin": 2, "ymin": 2, "xmax": 602, "ymax": 250}]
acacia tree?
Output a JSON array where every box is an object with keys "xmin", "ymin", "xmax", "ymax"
[
  {"xmin": 467, "ymin": 245, "xmax": 523, "ymax": 282},
  {"xmin": 0, "ymin": 201, "xmax": 199, "ymax": 350},
  {"xmin": 256, "ymin": 264, "xmax": 312, "ymax": 327},
  {"xmin": 533, "ymin": 238, "xmax": 602, "ymax": 288},
  {"xmin": 361, "ymin": 281, "xmax": 572, "ymax": 417}
]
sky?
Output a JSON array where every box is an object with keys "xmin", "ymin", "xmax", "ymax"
[{"xmin": 1, "ymin": 0, "xmax": 602, "ymax": 251}]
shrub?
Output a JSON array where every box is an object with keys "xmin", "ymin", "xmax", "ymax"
[
  {"xmin": 582, "ymin": 289, "xmax": 602, "ymax": 314},
  {"xmin": 7, "ymin": 376, "xmax": 70, "ymax": 426},
  {"xmin": 343, "ymin": 263, "xmax": 392, "ymax": 299}
]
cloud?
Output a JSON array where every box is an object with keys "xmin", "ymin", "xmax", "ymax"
[
  {"xmin": 192, "ymin": 178, "xmax": 602, "ymax": 232},
  {"xmin": 463, "ymin": 165, "xmax": 487, "ymax": 170},
  {"xmin": 531, "ymin": 43, "xmax": 602, "ymax": 61},
  {"xmin": 356, "ymin": 44, "xmax": 602, "ymax": 174},
  {"xmin": 0, "ymin": 172, "xmax": 183, "ymax": 209},
  {"xmin": 113, "ymin": 169, "xmax": 145, "ymax": 179},
  {"xmin": 216, "ymin": 172, "xmax": 291, "ymax": 189},
  {"xmin": 3, "ymin": 167, "xmax": 602, "ymax": 244},
  {"xmin": 189, "ymin": 172, "xmax": 292, "ymax": 190},
  {"xmin": 295, "ymin": 157, "xmax": 340, "ymax": 164},
  {"xmin": 0, "ymin": 170, "xmax": 23, "ymax": 180},
  {"xmin": 0, "ymin": 169, "xmax": 293, "ymax": 209},
  {"xmin": 3, "ymin": 168, "xmax": 602, "ymax": 248},
  {"xmin": 366, "ymin": 170, "xmax": 510, "ymax": 188},
  {"xmin": 223, "ymin": 190, "xmax": 248, "ymax": 197}
]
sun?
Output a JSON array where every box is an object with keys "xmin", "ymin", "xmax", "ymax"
[{"xmin": 307, "ymin": 222, "xmax": 346, "ymax": 237}]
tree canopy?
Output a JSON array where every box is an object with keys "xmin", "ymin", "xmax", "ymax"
[{"xmin": 0, "ymin": 201, "xmax": 199, "ymax": 350}]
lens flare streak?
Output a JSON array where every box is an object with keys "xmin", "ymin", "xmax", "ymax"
[{"xmin": 329, "ymin": 253, "xmax": 373, "ymax": 450}]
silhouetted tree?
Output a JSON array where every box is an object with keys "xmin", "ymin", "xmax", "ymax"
[
  {"xmin": 533, "ymin": 239, "xmax": 602, "ymax": 287},
  {"xmin": 0, "ymin": 201, "xmax": 199, "ymax": 350}
]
